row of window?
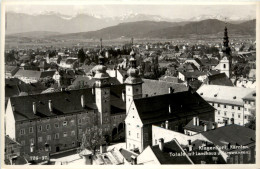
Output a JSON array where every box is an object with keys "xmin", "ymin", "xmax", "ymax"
[
  {"xmin": 244, "ymin": 100, "xmax": 255, "ymax": 106},
  {"xmin": 20, "ymin": 119, "xmax": 82, "ymax": 135},
  {"xmin": 26, "ymin": 131, "xmax": 77, "ymax": 145},
  {"xmin": 211, "ymin": 103, "xmax": 240, "ymax": 110},
  {"xmin": 217, "ymin": 111, "xmax": 241, "ymax": 118}
]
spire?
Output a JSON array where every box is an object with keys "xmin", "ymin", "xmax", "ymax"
[
  {"xmin": 222, "ymin": 21, "xmax": 231, "ymax": 56},
  {"xmin": 98, "ymin": 38, "xmax": 105, "ymax": 65}
]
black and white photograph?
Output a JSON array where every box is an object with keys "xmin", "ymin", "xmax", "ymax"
[{"xmin": 1, "ymin": 0, "xmax": 259, "ymax": 166}]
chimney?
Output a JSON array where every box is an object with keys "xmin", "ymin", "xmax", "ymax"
[
  {"xmin": 168, "ymin": 87, "xmax": 173, "ymax": 94},
  {"xmin": 81, "ymin": 95, "xmax": 85, "ymax": 108},
  {"xmin": 212, "ymin": 123, "xmax": 215, "ymax": 130},
  {"xmin": 165, "ymin": 120, "xmax": 169, "ymax": 129},
  {"xmin": 92, "ymin": 86, "xmax": 95, "ymax": 95},
  {"xmin": 169, "ymin": 105, "xmax": 171, "ymax": 113},
  {"xmin": 204, "ymin": 124, "xmax": 207, "ymax": 132},
  {"xmin": 48, "ymin": 100, "xmax": 53, "ymax": 112},
  {"xmin": 196, "ymin": 117, "xmax": 200, "ymax": 126},
  {"xmin": 100, "ymin": 144, "xmax": 107, "ymax": 154},
  {"xmin": 159, "ymin": 138, "xmax": 164, "ymax": 151},
  {"xmin": 32, "ymin": 102, "xmax": 36, "ymax": 114},
  {"xmin": 12, "ymin": 104, "xmax": 15, "ymax": 112},
  {"xmin": 188, "ymin": 144, "xmax": 193, "ymax": 152},
  {"xmin": 131, "ymin": 155, "xmax": 137, "ymax": 165},
  {"xmin": 193, "ymin": 117, "xmax": 197, "ymax": 126},
  {"xmin": 122, "ymin": 90, "xmax": 126, "ymax": 102}
]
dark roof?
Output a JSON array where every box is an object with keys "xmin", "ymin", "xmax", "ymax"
[
  {"xmin": 202, "ymin": 124, "xmax": 255, "ymax": 151},
  {"xmin": 5, "ymin": 65, "xmax": 19, "ymax": 73},
  {"xmin": 150, "ymin": 140, "xmax": 192, "ymax": 164},
  {"xmin": 40, "ymin": 71, "xmax": 56, "ymax": 78},
  {"xmin": 119, "ymin": 148, "xmax": 138, "ymax": 162},
  {"xmin": 186, "ymin": 140, "xmax": 226, "ymax": 164},
  {"xmin": 134, "ymin": 91, "xmax": 214, "ymax": 125},
  {"xmin": 142, "ymin": 79, "xmax": 188, "ymax": 97},
  {"xmin": 10, "ymin": 84, "xmax": 126, "ymax": 122},
  {"xmin": 10, "ymin": 88, "xmax": 96, "ymax": 121},
  {"xmin": 5, "ymin": 135, "xmax": 21, "ymax": 146},
  {"xmin": 14, "ymin": 69, "xmax": 41, "ymax": 79},
  {"xmin": 207, "ymin": 73, "xmax": 233, "ymax": 86},
  {"xmin": 180, "ymin": 71, "xmax": 207, "ymax": 79},
  {"xmin": 184, "ymin": 119, "xmax": 215, "ymax": 133}
]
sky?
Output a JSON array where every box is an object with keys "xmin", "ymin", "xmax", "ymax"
[{"xmin": 5, "ymin": 4, "xmax": 256, "ymax": 19}]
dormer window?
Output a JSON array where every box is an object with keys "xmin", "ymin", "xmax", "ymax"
[
  {"xmin": 214, "ymin": 94, "xmax": 217, "ymax": 97},
  {"xmin": 233, "ymin": 96, "xmax": 236, "ymax": 99}
]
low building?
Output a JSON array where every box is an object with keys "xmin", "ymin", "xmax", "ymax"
[{"xmin": 197, "ymin": 84, "xmax": 255, "ymax": 126}]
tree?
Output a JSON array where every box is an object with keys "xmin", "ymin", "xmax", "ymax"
[
  {"xmin": 77, "ymin": 126, "xmax": 106, "ymax": 155},
  {"xmin": 39, "ymin": 77, "xmax": 55, "ymax": 88},
  {"xmin": 245, "ymin": 110, "xmax": 255, "ymax": 130},
  {"xmin": 78, "ymin": 48, "xmax": 86, "ymax": 63}
]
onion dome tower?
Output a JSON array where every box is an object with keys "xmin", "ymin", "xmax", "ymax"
[
  {"xmin": 124, "ymin": 47, "xmax": 143, "ymax": 114},
  {"xmin": 94, "ymin": 38, "xmax": 111, "ymax": 129}
]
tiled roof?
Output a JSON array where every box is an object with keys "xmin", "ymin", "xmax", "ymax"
[
  {"xmin": 5, "ymin": 65, "xmax": 19, "ymax": 73},
  {"xmin": 14, "ymin": 69, "xmax": 42, "ymax": 79},
  {"xmin": 242, "ymin": 91, "xmax": 256, "ymax": 101},
  {"xmin": 197, "ymin": 84, "xmax": 255, "ymax": 106},
  {"xmin": 185, "ymin": 140, "xmax": 226, "ymax": 164},
  {"xmin": 119, "ymin": 148, "xmax": 138, "ymax": 162},
  {"xmin": 134, "ymin": 91, "xmax": 214, "ymax": 125},
  {"xmin": 202, "ymin": 124, "xmax": 255, "ymax": 151},
  {"xmin": 184, "ymin": 119, "xmax": 215, "ymax": 133},
  {"xmin": 142, "ymin": 79, "xmax": 188, "ymax": 97},
  {"xmin": 207, "ymin": 73, "xmax": 233, "ymax": 86},
  {"xmin": 10, "ymin": 84, "xmax": 126, "ymax": 122},
  {"xmin": 180, "ymin": 71, "xmax": 207, "ymax": 79},
  {"xmin": 151, "ymin": 139, "xmax": 192, "ymax": 164}
]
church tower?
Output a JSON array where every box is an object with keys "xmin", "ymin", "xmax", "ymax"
[
  {"xmin": 94, "ymin": 39, "xmax": 111, "ymax": 132},
  {"xmin": 219, "ymin": 25, "xmax": 232, "ymax": 78},
  {"xmin": 124, "ymin": 48, "xmax": 143, "ymax": 114}
]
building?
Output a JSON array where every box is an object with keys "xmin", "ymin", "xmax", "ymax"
[
  {"xmin": 197, "ymin": 84, "xmax": 255, "ymax": 126},
  {"xmin": 5, "ymin": 65, "xmax": 19, "ymax": 78},
  {"xmin": 5, "ymin": 54, "xmax": 126, "ymax": 155},
  {"xmin": 124, "ymin": 89, "xmax": 215, "ymax": 152},
  {"xmin": 204, "ymin": 73, "xmax": 233, "ymax": 86},
  {"xmin": 14, "ymin": 70, "xmax": 55, "ymax": 84}
]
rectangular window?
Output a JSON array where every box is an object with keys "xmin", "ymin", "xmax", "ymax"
[
  {"xmin": 63, "ymin": 121, "xmax": 67, "ymax": 126},
  {"xmin": 38, "ymin": 125, "xmax": 42, "ymax": 132},
  {"xmin": 55, "ymin": 133, "xmax": 59, "ymax": 139},
  {"xmin": 71, "ymin": 130, "xmax": 75, "ymax": 136},
  {"xmin": 71, "ymin": 119, "xmax": 75, "ymax": 124},
  {"xmin": 224, "ymin": 105, "xmax": 226, "ymax": 108},
  {"xmin": 212, "ymin": 103, "xmax": 214, "ymax": 106},
  {"xmin": 137, "ymin": 133, "xmax": 139, "ymax": 138},
  {"xmin": 248, "ymin": 150, "xmax": 251, "ymax": 161},
  {"xmin": 232, "ymin": 113, "xmax": 234, "ymax": 118},
  {"xmin": 238, "ymin": 114, "xmax": 241, "ymax": 118},
  {"xmin": 232, "ymin": 106, "xmax": 234, "ymax": 109},
  {"xmin": 245, "ymin": 108, "xmax": 247, "ymax": 111},
  {"xmin": 29, "ymin": 127, "xmax": 33, "ymax": 133},
  {"xmin": 155, "ymin": 139, "xmax": 157, "ymax": 145},
  {"xmin": 245, "ymin": 115, "xmax": 247, "ymax": 119},
  {"xmin": 224, "ymin": 112, "xmax": 227, "ymax": 116},
  {"xmin": 63, "ymin": 132, "xmax": 68, "ymax": 137},
  {"xmin": 21, "ymin": 140, "xmax": 25, "ymax": 145},
  {"xmin": 47, "ymin": 135, "xmax": 51, "ymax": 141},
  {"xmin": 238, "ymin": 107, "xmax": 240, "ymax": 110},
  {"xmin": 30, "ymin": 138, "xmax": 34, "ymax": 144},
  {"xmin": 218, "ymin": 111, "xmax": 220, "ymax": 115},
  {"xmin": 20, "ymin": 129, "xmax": 25, "ymax": 135},
  {"xmin": 129, "ymin": 131, "xmax": 131, "ymax": 136},
  {"xmin": 78, "ymin": 119, "xmax": 82, "ymax": 124},
  {"xmin": 55, "ymin": 123, "xmax": 59, "ymax": 128},
  {"xmin": 218, "ymin": 104, "xmax": 220, "ymax": 107},
  {"xmin": 38, "ymin": 137, "xmax": 42, "ymax": 142},
  {"xmin": 46, "ymin": 124, "xmax": 50, "ymax": 130}
]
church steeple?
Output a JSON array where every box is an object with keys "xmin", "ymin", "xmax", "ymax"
[{"xmin": 222, "ymin": 23, "xmax": 231, "ymax": 56}]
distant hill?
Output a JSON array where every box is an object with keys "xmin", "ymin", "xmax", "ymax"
[
  {"xmin": 6, "ymin": 31, "xmax": 61, "ymax": 39},
  {"xmin": 51, "ymin": 19, "xmax": 256, "ymax": 40}
]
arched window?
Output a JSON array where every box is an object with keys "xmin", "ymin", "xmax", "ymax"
[{"xmin": 223, "ymin": 64, "xmax": 226, "ymax": 68}]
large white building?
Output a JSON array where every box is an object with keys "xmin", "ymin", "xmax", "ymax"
[{"xmin": 197, "ymin": 84, "xmax": 255, "ymax": 126}]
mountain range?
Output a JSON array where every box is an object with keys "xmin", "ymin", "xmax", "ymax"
[{"xmin": 6, "ymin": 11, "xmax": 255, "ymax": 34}]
